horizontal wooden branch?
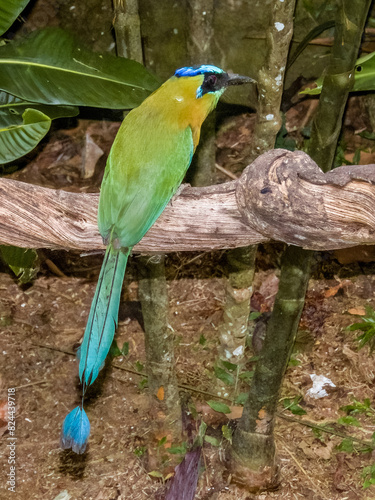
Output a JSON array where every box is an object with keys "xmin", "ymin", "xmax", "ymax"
[{"xmin": 0, "ymin": 148, "xmax": 374, "ymax": 253}]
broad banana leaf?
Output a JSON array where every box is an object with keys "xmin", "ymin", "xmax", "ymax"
[
  {"xmin": 0, "ymin": 28, "xmax": 160, "ymax": 108},
  {"xmin": 0, "ymin": 108, "xmax": 51, "ymax": 163},
  {"xmin": 0, "ymin": 0, "xmax": 30, "ymax": 36},
  {"xmin": 0, "ymin": 91, "xmax": 78, "ymax": 127},
  {"xmin": 301, "ymin": 51, "xmax": 375, "ymax": 95}
]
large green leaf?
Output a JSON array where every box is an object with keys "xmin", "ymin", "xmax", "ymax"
[
  {"xmin": 0, "ymin": 108, "xmax": 51, "ymax": 163},
  {"xmin": 301, "ymin": 51, "xmax": 375, "ymax": 95},
  {"xmin": 0, "ymin": 91, "xmax": 78, "ymax": 127},
  {"xmin": 0, "ymin": 28, "xmax": 160, "ymax": 108},
  {"xmin": 0, "ymin": 0, "xmax": 30, "ymax": 36}
]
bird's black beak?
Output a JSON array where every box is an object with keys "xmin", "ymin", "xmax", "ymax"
[{"xmin": 226, "ymin": 73, "xmax": 256, "ymax": 86}]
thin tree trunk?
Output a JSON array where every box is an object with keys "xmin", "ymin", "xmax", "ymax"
[
  {"xmin": 218, "ymin": 246, "xmax": 257, "ymax": 364},
  {"xmin": 138, "ymin": 256, "xmax": 181, "ymax": 427},
  {"xmin": 231, "ymin": 0, "xmax": 372, "ymax": 492},
  {"xmin": 186, "ymin": 0, "xmax": 216, "ymax": 188},
  {"xmin": 113, "ymin": 0, "xmax": 143, "ymax": 62},
  {"xmin": 218, "ymin": 0, "xmax": 296, "ymax": 367},
  {"xmin": 112, "ymin": 0, "xmax": 182, "ymax": 434}
]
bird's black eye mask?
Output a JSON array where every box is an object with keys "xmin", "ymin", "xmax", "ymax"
[{"xmin": 197, "ymin": 72, "xmax": 229, "ymax": 98}]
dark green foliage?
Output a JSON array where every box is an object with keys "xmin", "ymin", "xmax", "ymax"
[
  {"xmin": 168, "ymin": 442, "xmax": 188, "ymax": 455},
  {"xmin": 204, "ymin": 435, "xmax": 220, "ymax": 447},
  {"xmin": 341, "ymin": 398, "xmax": 374, "ymax": 417},
  {"xmin": 135, "ymin": 360, "xmax": 144, "ymax": 372},
  {"xmin": 274, "ymin": 116, "xmax": 297, "ymax": 151},
  {"xmin": 362, "ymin": 464, "xmax": 375, "ymax": 489},
  {"xmin": 333, "ymin": 140, "xmax": 361, "ymax": 169},
  {"xmin": 207, "ymin": 400, "xmax": 231, "ymax": 414},
  {"xmin": 337, "ymin": 438, "xmax": 354, "ymax": 453},
  {"xmin": 0, "ymin": 245, "xmax": 38, "ymax": 283},
  {"xmin": 287, "ymin": 20, "xmax": 335, "ymax": 69},
  {"xmin": 302, "ymin": 51, "xmax": 375, "ymax": 96},
  {"xmin": 0, "ymin": 0, "xmax": 30, "ymax": 36},
  {"xmin": 347, "ymin": 307, "xmax": 375, "ymax": 353},
  {"xmin": 238, "ymin": 370, "xmax": 254, "ymax": 384},
  {"xmin": 234, "ymin": 392, "xmax": 248, "ymax": 405},
  {"xmin": 282, "ymin": 396, "xmax": 307, "ymax": 416},
  {"xmin": 337, "ymin": 415, "xmax": 361, "ymax": 427},
  {"xmin": 214, "ymin": 366, "xmax": 235, "ymax": 386},
  {"xmin": 0, "ymin": 29, "xmax": 159, "ymax": 109},
  {"xmin": 222, "ymin": 424, "xmax": 233, "ymax": 443},
  {"xmin": 0, "ymin": 92, "xmax": 79, "ymax": 128},
  {"xmin": 0, "ymin": 108, "xmax": 51, "ymax": 164},
  {"xmin": 0, "ymin": 27, "xmax": 159, "ymax": 164},
  {"xmin": 109, "ymin": 340, "xmax": 129, "ymax": 358},
  {"xmin": 198, "ymin": 333, "xmax": 206, "ymax": 346}
]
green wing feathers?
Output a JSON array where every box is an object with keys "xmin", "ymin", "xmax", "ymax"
[
  {"xmin": 79, "ymin": 245, "xmax": 129, "ymax": 389},
  {"xmin": 98, "ymin": 108, "xmax": 194, "ymax": 248}
]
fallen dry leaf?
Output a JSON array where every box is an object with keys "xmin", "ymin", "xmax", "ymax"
[
  {"xmin": 347, "ymin": 307, "xmax": 366, "ymax": 316},
  {"xmin": 324, "ymin": 283, "xmax": 342, "ymax": 298},
  {"xmin": 312, "ymin": 440, "xmax": 334, "ymax": 460},
  {"xmin": 298, "ymin": 440, "xmax": 316, "ymax": 459}
]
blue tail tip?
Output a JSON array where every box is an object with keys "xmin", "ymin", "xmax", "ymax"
[{"xmin": 60, "ymin": 406, "xmax": 90, "ymax": 454}]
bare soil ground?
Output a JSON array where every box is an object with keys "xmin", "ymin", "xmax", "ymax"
[{"xmin": 1, "ymin": 106, "xmax": 375, "ymax": 500}]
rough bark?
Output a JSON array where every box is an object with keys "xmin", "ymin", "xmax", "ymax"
[
  {"xmin": 112, "ymin": 0, "xmax": 143, "ymax": 62},
  {"xmin": 186, "ymin": 0, "xmax": 216, "ymax": 188},
  {"xmin": 138, "ymin": 256, "xmax": 181, "ymax": 432},
  {"xmin": 1, "ymin": 149, "xmax": 375, "ymax": 252},
  {"xmin": 245, "ymin": 0, "xmax": 296, "ymax": 162}
]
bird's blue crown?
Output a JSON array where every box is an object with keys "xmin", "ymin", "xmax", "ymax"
[{"xmin": 174, "ymin": 65, "xmax": 224, "ymax": 78}]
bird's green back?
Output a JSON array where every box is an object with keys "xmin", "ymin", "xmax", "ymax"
[{"xmin": 98, "ymin": 105, "xmax": 193, "ymax": 249}]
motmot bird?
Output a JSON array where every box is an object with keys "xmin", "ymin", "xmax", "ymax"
[{"xmin": 60, "ymin": 64, "xmax": 253, "ymax": 453}]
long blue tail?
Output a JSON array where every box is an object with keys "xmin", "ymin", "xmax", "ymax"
[{"xmin": 60, "ymin": 246, "xmax": 129, "ymax": 453}]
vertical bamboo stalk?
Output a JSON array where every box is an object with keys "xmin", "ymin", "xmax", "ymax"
[
  {"xmin": 231, "ymin": 245, "xmax": 312, "ymax": 490},
  {"xmin": 231, "ymin": 0, "xmax": 372, "ymax": 492}
]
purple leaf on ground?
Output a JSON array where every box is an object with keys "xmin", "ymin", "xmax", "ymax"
[{"xmin": 165, "ymin": 447, "xmax": 201, "ymax": 500}]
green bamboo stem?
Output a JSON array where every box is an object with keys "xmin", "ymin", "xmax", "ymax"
[
  {"xmin": 231, "ymin": 0, "xmax": 372, "ymax": 490},
  {"xmin": 307, "ymin": 0, "xmax": 372, "ymax": 172},
  {"xmin": 231, "ymin": 246, "xmax": 312, "ymax": 473}
]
